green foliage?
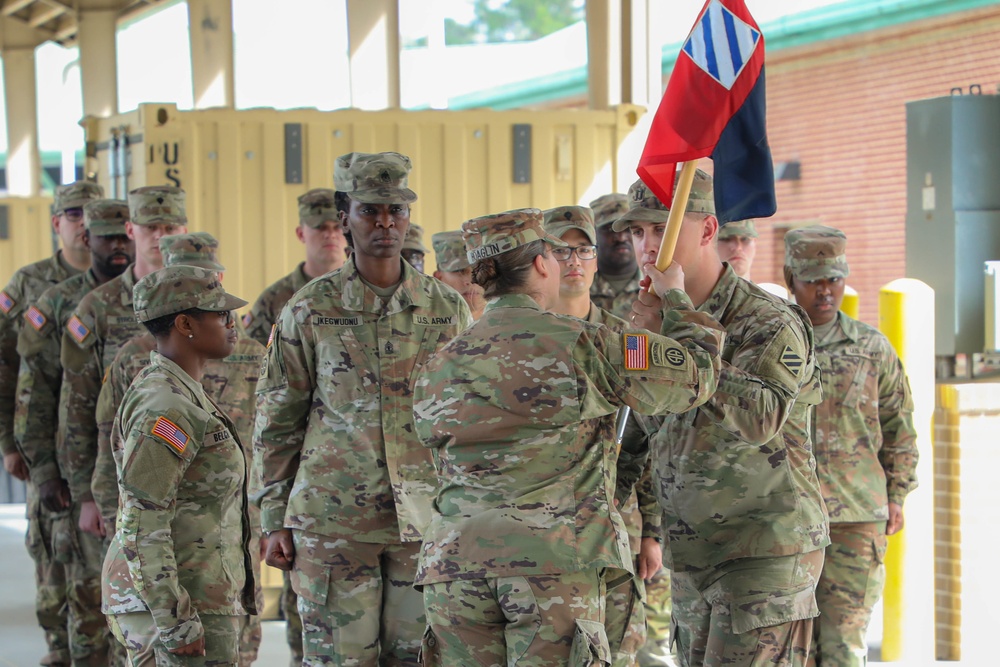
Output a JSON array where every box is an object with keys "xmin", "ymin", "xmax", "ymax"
[{"xmin": 448, "ymin": 0, "xmax": 584, "ymax": 45}]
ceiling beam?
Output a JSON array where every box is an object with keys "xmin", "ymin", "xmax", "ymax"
[
  {"xmin": 29, "ymin": 2, "xmax": 67, "ymax": 27},
  {"xmin": 2, "ymin": 0, "xmax": 35, "ymax": 18}
]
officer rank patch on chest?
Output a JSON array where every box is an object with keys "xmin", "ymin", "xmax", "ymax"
[
  {"xmin": 0, "ymin": 291, "xmax": 15, "ymax": 314},
  {"xmin": 67, "ymin": 315, "xmax": 91, "ymax": 344},
  {"xmin": 624, "ymin": 333, "xmax": 649, "ymax": 371},
  {"xmin": 151, "ymin": 416, "xmax": 190, "ymax": 455},
  {"xmin": 24, "ymin": 306, "xmax": 47, "ymax": 331}
]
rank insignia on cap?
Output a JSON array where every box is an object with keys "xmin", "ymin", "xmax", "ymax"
[
  {"xmin": 624, "ymin": 333, "xmax": 649, "ymax": 371},
  {"xmin": 67, "ymin": 315, "xmax": 91, "ymax": 344},
  {"xmin": 780, "ymin": 345, "xmax": 803, "ymax": 374},
  {"xmin": 242, "ymin": 312, "xmax": 253, "ymax": 328},
  {"xmin": 0, "ymin": 291, "xmax": 15, "ymax": 314},
  {"xmin": 266, "ymin": 324, "xmax": 276, "ymax": 348},
  {"xmin": 151, "ymin": 416, "xmax": 190, "ymax": 454},
  {"xmin": 24, "ymin": 306, "xmax": 47, "ymax": 331}
]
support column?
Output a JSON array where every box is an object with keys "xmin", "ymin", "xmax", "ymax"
[
  {"xmin": 78, "ymin": 9, "xmax": 119, "ymax": 118},
  {"xmin": 346, "ymin": 0, "xmax": 400, "ymax": 110},
  {"xmin": 621, "ymin": 0, "xmax": 663, "ymax": 107},
  {"xmin": 3, "ymin": 47, "xmax": 41, "ymax": 196},
  {"xmin": 586, "ymin": 0, "xmax": 622, "ymax": 111},
  {"xmin": 187, "ymin": 0, "xmax": 235, "ymax": 109}
]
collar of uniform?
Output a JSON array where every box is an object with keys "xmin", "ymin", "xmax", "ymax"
[
  {"xmin": 591, "ymin": 267, "xmax": 642, "ymax": 298},
  {"xmin": 834, "ymin": 310, "xmax": 860, "ymax": 343},
  {"xmin": 335, "ymin": 254, "xmax": 430, "ymax": 313},
  {"xmin": 117, "ymin": 265, "xmax": 139, "ymax": 306},
  {"xmin": 293, "ymin": 262, "xmax": 311, "ymax": 290},
  {"xmin": 483, "ymin": 293, "xmax": 542, "ymax": 314},
  {"xmin": 149, "ymin": 350, "xmax": 210, "ymax": 405},
  {"xmin": 83, "ymin": 268, "xmax": 100, "ymax": 289},
  {"xmin": 696, "ymin": 263, "xmax": 740, "ymax": 318},
  {"xmin": 50, "ymin": 250, "xmax": 83, "ymax": 281}
]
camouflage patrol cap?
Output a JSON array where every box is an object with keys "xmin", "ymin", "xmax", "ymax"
[
  {"xmin": 128, "ymin": 186, "xmax": 187, "ymax": 226},
  {"xmin": 83, "ymin": 199, "xmax": 129, "ymax": 237},
  {"xmin": 54, "ymin": 181, "xmax": 104, "ymax": 215},
  {"xmin": 718, "ymin": 219, "xmax": 758, "ymax": 240},
  {"xmin": 160, "ymin": 232, "xmax": 225, "ymax": 271},
  {"xmin": 588, "ymin": 193, "xmax": 628, "ymax": 228},
  {"xmin": 784, "ymin": 225, "xmax": 850, "ymax": 281},
  {"xmin": 297, "ymin": 188, "xmax": 339, "ymax": 228},
  {"xmin": 611, "ymin": 170, "xmax": 715, "ymax": 232},
  {"xmin": 334, "ymin": 152, "xmax": 417, "ymax": 204},
  {"xmin": 462, "ymin": 208, "xmax": 567, "ymax": 264},
  {"xmin": 133, "ymin": 265, "xmax": 246, "ymax": 323},
  {"xmin": 431, "ymin": 230, "xmax": 470, "ymax": 272},
  {"xmin": 403, "ymin": 223, "xmax": 429, "ymax": 253},
  {"xmin": 542, "ymin": 206, "xmax": 596, "ymax": 245}
]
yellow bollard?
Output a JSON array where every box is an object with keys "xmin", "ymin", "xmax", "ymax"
[
  {"xmin": 878, "ymin": 279, "xmax": 936, "ymax": 661},
  {"xmin": 840, "ymin": 285, "xmax": 859, "ymax": 319}
]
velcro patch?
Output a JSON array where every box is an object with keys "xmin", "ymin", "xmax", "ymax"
[
  {"xmin": 67, "ymin": 315, "xmax": 91, "ymax": 344},
  {"xmin": 151, "ymin": 416, "xmax": 190, "ymax": 455},
  {"xmin": 624, "ymin": 333, "xmax": 649, "ymax": 371},
  {"xmin": 650, "ymin": 341, "xmax": 687, "ymax": 369},
  {"xmin": 266, "ymin": 324, "xmax": 276, "ymax": 348},
  {"xmin": 242, "ymin": 312, "xmax": 253, "ymax": 328},
  {"xmin": 414, "ymin": 314, "xmax": 455, "ymax": 326},
  {"xmin": 312, "ymin": 316, "xmax": 361, "ymax": 326},
  {"xmin": 0, "ymin": 291, "xmax": 15, "ymax": 314},
  {"xmin": 780, "ymin": 345, "xmax": 804, "ymax": 375},
  {"xmin": 24, "ymin": 306, "xmax": 47, "ymax": 331}
]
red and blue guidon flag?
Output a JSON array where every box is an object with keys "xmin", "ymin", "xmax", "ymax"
[{"xmin": 638, "ymin": 0, "xmax": 775, "ymax": 224}]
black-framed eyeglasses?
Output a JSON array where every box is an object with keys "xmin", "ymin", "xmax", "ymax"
[
  {"xmin": 63, "ymin": 208, "xmax": 84, "ymax": 222},
  {"xmin": 552, "ymin": 245, "xmax": 597, "ymax": 261}
]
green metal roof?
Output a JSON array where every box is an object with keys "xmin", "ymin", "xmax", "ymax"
[{"xmin": 447, "ymin": 0, "xmax": 1000, "ymax": 110}]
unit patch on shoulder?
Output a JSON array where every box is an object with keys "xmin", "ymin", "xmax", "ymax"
[
  {"xmin": 242, "ymin": 312, "xmax": 253, "ymax": 328},
  {"xmin": 624, "ymin": 333, "xmax": 649, "ymax": 371},
  {"xmin": 151, "ymin": 416, "xmax": 190, "ymax": 455},
  {"xmin": 67, "ymin": 315, "xmax": 91, "ymax": 344},
  {"xmin": 651, "ymin": 341, "xmax": 687, "ymax": 369},
  {"xmin": 24, "ymin": 306, "xmax": 47, "ymax": 331},
  {"xmin": 0, "ymin": 291, "xmax": 15, "ymax": 314},
  {"xmin": 780, "ymin": 345, "xmax": 803, "ymax": 375}
]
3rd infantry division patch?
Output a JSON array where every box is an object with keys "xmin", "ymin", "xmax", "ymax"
[{"xmin": 780, "ymin": 345, "xmax": 803, "ymax": 374}]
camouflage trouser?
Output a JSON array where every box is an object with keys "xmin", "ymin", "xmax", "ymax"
[
  {"xmin": 25, "ymin": 485, "xmax": 71, "ymax": 666},
  {"xmin": 290, "ymin": 533, "xmax": 425, "ymax": 666},
  {"xmin": 421, "ymin": 568, "xmax": 612, "ymax": 667},
  {"xmin": 240, "ymin": 614, "xmax": 261, "ymax": 667},
  {"xmin": 108, "ymin": 612, "xmax": 242, "ymax": 666},
  {"xmin": 671, "ymin": 550, "xmax": 824, "ymax": 667},
  {"xmin": 605, "ymin": 566, "xmax": 646, "ymax": 667},
  {"xmin": 281, "ymin": 569, "xmax": 304, "ymax": 666},
  {"xmin": 637, "ymin": 567, "xmax": 677, "ymax": 667},
  {"xmin": 812, "ymin": 522, "xmax": 887, "ymax": 667}
]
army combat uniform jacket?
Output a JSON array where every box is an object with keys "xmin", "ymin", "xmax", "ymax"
[
  {"xmin": 93, "ymin": 332, "xmax": 265, "ymax": 523},
  {"xmin": 15, "ymin": 270, "xmax": 99, "ymax": 487},
  {"xmin": 628, "ymin": 266, "xmax": 830, "ymax": 570},
  {"xmin": 243, "ymin": 262, "xmax": 312, "ymax": 346},
  {"xmin": 413, "ymin": 291, "xmax": 725, "ymax": 586},
  {"xmin": 591, "ymin": 268, "xmax": 643, "ymax": 321},
  {"xmin": 103, "ymin": 352, "xmax": 256, "ymax": 649},
  {"xmin": 0, "ymin": 252, "xmax": 82, "ymax": 458},
  {"xmin": 254, "ymin": 257, "xmax": 472, "ymax": 543},
  {"xmin": 59, "ymin": 267, "xmax": 146, "ymax": 504},
  {"xmin": 813, "ymin": 312, "xmax": 918, "ymax": 522}
]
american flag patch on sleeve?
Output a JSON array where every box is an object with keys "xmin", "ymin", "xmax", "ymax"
[
  {"xmin": 0, "ymin": 291, "xmax": 15, "ymax": 314},
  {"xmin": 242, "ymin": 312, "xmax": 253, "ymax": 328},
  {"xmin": 151, "ymin": 416, "xmax": 190, "ymax": 455},
  {"xmin": 67, "ymin": 315, "xmax": 91, "ymax": 344},
  {"xmin": 24, "ymin": 306, "xmax": 47, "ymax": 331},
  {"xmin": 624, "ymin": 333, "xmax": 649, "ymax": 371}
]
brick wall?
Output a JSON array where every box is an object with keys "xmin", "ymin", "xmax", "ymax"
[{"xmin": 754, "ymin": 6, "xmax": 1000, "ymax": 323}]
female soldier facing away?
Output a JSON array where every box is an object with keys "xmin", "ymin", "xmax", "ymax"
[
  {"xmin": 413, "ymin": 208, "xmax": 726, "ymax": 667},
  {"xmin": 102, "ymin": 265, "xmax": 256, "ymax": 665}
]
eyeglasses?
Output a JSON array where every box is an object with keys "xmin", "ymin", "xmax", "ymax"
[
  {"xmin": 63, "ymin": 208, "xmax": 84, "ymax": 222},
  {"xmin": 551, "ymin": 245, "xmax": 597, "ymax": 261}
]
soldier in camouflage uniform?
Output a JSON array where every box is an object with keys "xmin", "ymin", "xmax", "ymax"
[
  {"xmin": 58, "ymin": 186, "xmax": 188, "ymax": 545},
  {"xmin": 619, "ymin": 172, "xmax": 829, "ymax": 667},
  {"xmin": 243, "ymin": 188, "xmax": 348, "ymax": 348},
  {"xmin": 414, "ymin": 208, "xmax": 725, "ymax": 667},
  {"xmin": 591, "ymin": 193, "xmax": 642, "ymax": 320},
  {"xmin": 92, "ymin": 232, "xmax": 265, "ymax": 666},
  {"xmin": 103, "ymin": 265, "xmax": 256, "ymax": 665},
  {"xmin": 0, "ymin": 181, "xmax": 103, "ymax": 666},
  {"xmin": 542, "ymin": 206, "xmax": 664, "ymax": 667},
  {"xmin": 401, "ymin": 223, "xmax": 428, "ymax": 273},
  {"xmin": 431, "ymin": 230, "xmax": 485, "ymax": 320},
  {"xmin": 716, "ymin": 219, "xmax": 758, "ymax": 281},
  {"xmin": 784, "ymin": 226, "xmax": 918, "ymax": 667},
  {"xmin": 254, "ymin": 151, "xmax": 471, "ymax": 666},
  {"xmin": 16, "ymin": 198, "xmax": 133, "ymax": 666}
]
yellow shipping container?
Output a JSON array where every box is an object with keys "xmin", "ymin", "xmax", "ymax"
[
  {"xmin": 82, "ymin": 103, "xmax": 645, "ymax": 304},
  {"xmin": 0, "ymin": 197, "xmax": 56, "ymax": 288}
]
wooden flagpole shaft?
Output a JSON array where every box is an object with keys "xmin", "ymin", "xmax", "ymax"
[{"xmin": 655, "ymin": 161, "xmax": 697, "ymax": 271}]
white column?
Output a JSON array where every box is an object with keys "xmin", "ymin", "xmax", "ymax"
[
  {"xmin": 621, "ymin": 0, "xmax": 663, "ymax": 107},
  {"xmin": 3, "ymin": 47, "xmax": 42, "ymax": 195},
  {"xmin": 78, "ymin": 9, "xmax": 119, "ymax": 118},
  {"xmin": 346, "ymin": 0, "xmax": 401, "ymax": 110},
  {"xmin": 586, "ymin": 0, "xmax": 622, "ymax": 111},
  {"xmin": 187, "ymin": 0, "xmax": 235, "ymax": 109}
]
